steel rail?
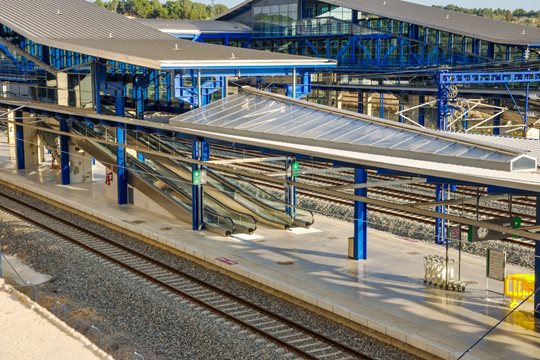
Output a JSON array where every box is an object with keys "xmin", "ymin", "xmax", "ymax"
[{"xmin": 0, "ymin": 191, "xmax": 373, "ymax": 360}]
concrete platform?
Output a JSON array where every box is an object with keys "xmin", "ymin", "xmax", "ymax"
[
  {"xmin": 0, "ymin": 138, "xmax": 538, "ymax": 360},
  {"xmin": 0, "ymin": 279, "xmax": 111, "ymax": 360}
]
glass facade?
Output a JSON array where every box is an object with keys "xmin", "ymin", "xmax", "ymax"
[
  {"xmin": 253, "ymin": 0, "xmax": 298, "ymax": 35},
  {"xmin": 227, "ymin": 0, "xmax": 538, "ymax": 69}
]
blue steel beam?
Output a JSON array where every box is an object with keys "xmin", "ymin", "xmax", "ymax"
[
  {"xmin": 115, "ymin": 87, "xmax": 127, "ymax": 205},
  {"xmin": 14, "ymin": 110, "xmax": 24, "ymax": 170},
  {"xmin": 437, "ymin": 71, "xmax": 540, "ymax": 85},
  {"xmin": 116, "ymin": 127, "xmax": 128, "ymax": 205},
  {"xmin": 285, "ymin": 158, "xmax": 296, "ymax": 217},
  {"xmin": 59, "ymin": 118, "xmax": 70, "ymax": 185},
  {"xmin": 191, "ymin": 138, "xmax": 208, "ymax": 231},
  {"xmin": 435, "ymin": 184, "xmax": 447, "ymax": 245},
  {"xmin": 353, "ymin": 168, "xmax": 368, "ymax": 260}
]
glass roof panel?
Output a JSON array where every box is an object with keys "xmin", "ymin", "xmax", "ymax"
[
  {"xmin": 170, "ymin": 92, "xmax": 532, "ymax": 171},
  {"xmin": 301, "ymin": 117, "xmax": 349, "ymax": 138},
  {"xmin": 350, "ymin": 126, "xmax": 404, "ymax": 146},
  {"xmin": 285, "ymin": 113, "xmax": 344, "ymax": 137},
  {"xmin": 248, "ymin": 106, "xmax": 314, "ymax": 132},
  {"xmin": 192, "ymin": 95, "xmax": 268, "ymax": 126},
  {"xmin": 184, "ymin": 94, "xmax": 249, "ymax": 125},
  {"xmin": 271, "ymin": 109, "xmax": 326, "ymax": 135},
  {"xmin": 433, "ymin": 142, "xmax": 476, "ymax": 156},
  {"xmin": 370, "ymin": 131, "xmax": 418, "ymax": 148}
]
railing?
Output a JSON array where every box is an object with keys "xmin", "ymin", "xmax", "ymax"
[{"xmin": 253, "ymin": 17, "xmax": 496, "ymax": 69}]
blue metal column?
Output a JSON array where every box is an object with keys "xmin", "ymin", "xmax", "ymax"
[
  {"xmin": 93, "ymin": 60, "xmax": 107, "ymax": 114},
  {"xmin": 221, "ymin": 76, "xmax": 227, "ymax": 99},
  {"xmin": 116, "ymin": 126, "xmax": 128, "ymax": 205},
  {"xmin": 166, "ymin": 72, "xmax": 172, "ymax": 107},
  {"xmin": 535, "ymin": 196, "xmax": 540, "ymax": 318},
  {"xmin": 285, "ymin": 158, "xmax": 296, "ymax": 217},
  {"xmin": 134, "ymin": 75, "xmax": 145, "ymax": 120},
  {"xmin": 153, "ymin": 70, "xmax": 160, "ymax": 105},
  {"xmin": 418, "ymin": 95, "xmax": 425, "ymax": 126},
  {"xmin": 353, "ymin": 168, "xmax": 368, "ymax": 260},
  {"xmin": 59, "ymin": 118, "xmax": 70, "ymax": 185},
  {"xmin": 524, "ymin": 82, "xmax": 530, "ymax": 133},
  {"xmin": 435, "ymin": 184, "xmax": 447, "ymax": 244},
  {"xmin": 379, "ymin": 93, "xmax": 384, "ymax": 118},
  {"xmin": 115, "ymin": 89, "xmax": 125, "ymax": 117},
  {"xmin": 192, "ymin": 138, "xmax": 208, "ymax": 230},
  {"xmin": 493, "ymin": 99, "xmax": 501, "ymax": 135},
  {"xmin": 398, "ymin": 103, "xmax": 404, "ymax": 123},
  {"xmin": 436, "ymin": 71, "xmax": 449, "ymax": 130},
  {"xmin": 115, "ymin": 88, "xmax": 128, "ymax": 201},
  {"xmin": 14, "ymin": 110, "xmax": 25, "ymax": 170},
  {"xmin": 358, "ymin": 91, "xmax": 364, "ymax": 114}
]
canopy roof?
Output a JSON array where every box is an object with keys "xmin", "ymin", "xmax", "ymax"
[
  {"xmin": 1, "ymin": 96, "xmax": 539, "ymax": 192},
  {"xmin": 0, "ymin": 0, "xmax": 334, "ymax": 70},
  {"xmin": 171, "ymin": 87, "xmax": 537, "ymax": 172},
  {"xmin": 137, "ymin": 19, "xmax": 251, "ymax": 36}
]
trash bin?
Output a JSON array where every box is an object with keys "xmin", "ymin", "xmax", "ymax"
[{"xmin": 348, "ymin": 237, "xmax": 354, "ymax": 258}]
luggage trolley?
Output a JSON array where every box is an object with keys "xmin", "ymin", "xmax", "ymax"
[{"xmin": 423, "ymin": 255, "xmax": 465, "ymax": 292}]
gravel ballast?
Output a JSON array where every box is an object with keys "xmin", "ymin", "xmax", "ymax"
[{"xmin": 0, "ymin": 185, "xmax": 418, "ymax": 360}]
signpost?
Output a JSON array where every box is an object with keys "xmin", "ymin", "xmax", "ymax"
[
  {"xmin": 487, "ymin": 249, "xmax": 506, "ymax": 281},
  {"xmin": 485, "ymin": 248, "xmax": 507, "ymax": 302},
  {"xmin": 292, "ymin": 161, "xmax": 300, "ymax": 177},
  {"xmin": 448, "ymin": 224, "xmax": 462, "ymax": 280},
  {"xmin": 192, "ymin": 169, "xmax": 201, "ymax": 185},
  {"xmin": 468, "ymin": 216, "xmax": 521, "ymax": 242},
  {"xmin": 192, "ymin": 169, "xmax": 207, "ymax": 185}
]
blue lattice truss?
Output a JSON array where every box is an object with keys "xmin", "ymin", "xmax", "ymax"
[
  {"xmin": 250, "ymin": 16, "xmax": 533, "ymax": 71},
  {"xmin": 435, "ymin": 70, "xmax": 540, "ymax": 132},
  {"xmin": 0, "ymin": 24, "xmax": 324, "ymax": 116}
]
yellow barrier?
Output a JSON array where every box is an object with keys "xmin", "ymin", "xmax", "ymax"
[{"xmin": 504, "ymin": 274, "xmax": 535, "ymax": 308}]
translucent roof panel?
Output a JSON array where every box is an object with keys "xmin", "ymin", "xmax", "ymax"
[{"xmin": 171, "ymin": 90, "xmax": 537, "ymax": 172}]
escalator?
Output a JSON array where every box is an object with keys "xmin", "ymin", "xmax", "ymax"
[
  {"xmin": 131, "ymin": 133, "xmax": 314, "ymax": 229},
  {"xmin": 67, "ymin": 121, "xmax": 246, "ymax": 236}
]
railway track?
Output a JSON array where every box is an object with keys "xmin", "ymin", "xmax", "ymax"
[
  {"xmin": 202, "ymin": 143, "xmax": 537, "ymax": 248},
  {"xmin": 0, "ymin": 191, "xmax": 374, "ymax": 360}
]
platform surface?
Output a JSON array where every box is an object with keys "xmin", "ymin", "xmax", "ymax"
[
  {"xmin": 0, "ymin": 280, "xmax": 110, "ymax": 360},
  {"xmin": 0, "ymin": 138, "xmax": 538, "ymax": 360}
]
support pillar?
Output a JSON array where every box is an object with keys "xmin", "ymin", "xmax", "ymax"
[
  {"xmin": 166, "ymin": 72, "xmax": 172, "ymax": 107},
  {"xmin": 285, "ymin": 158, "xmax": 296, "ymax": 217},
  {"xmin": 357, "ymin": 91, "xmax": 364, "ymax": 114},
  {"xmin": 192, "ymin": 138, "xmax": 209, "ymax": 230},
  {"xmin": 59, "ymin": 118, "xmax": 70, "ymax": 185},
  {"xmin": 493, "ymin": 99, "xmax": 501, "ymax": 136},
  {"xmin": 418, "ymin": 95, "xmax": 426, "ymax": 126},
  {"xmin": 398, "ymin": 102, "xmax": 404, "ymax": 123},
  {"xmin": 353, "ymin": 168, "xmax": 367, "ymax": 260},
  {"xmin": 14, "ymin": 110, "xmax": 24, "ymax": 170},
  {"xmin": 116, "ymin": 127, "xmax": 128, "ymax": 205},
  {"xmin": 134, "ymin": 75, "xmax": 145, "ymax": 120},
  {"xmin": 221, "ymin": 76, "xmax": 227, "ymax": 99},
  {"xmin": 379, "ymin": 93, "xmax": 385, "ymax": 118},
  {"xmin": 535, "ymin": 196, "xmax": 540, "ymax": 318},
  {"xmin": 435, "ymin": 184, "xmax": 448, "ymax": 244},
  {"xmin": 93, "ymin": 59, "xmax": 107, "ymax": 114}
]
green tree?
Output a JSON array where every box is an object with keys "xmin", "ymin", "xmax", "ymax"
[
  {"xmin": 213, "ymin": 4, "xmax": 229, "ymax": 17},
  {"xmin": 132, "ymin": 0, "xmax": 152, "ymax": 18}
]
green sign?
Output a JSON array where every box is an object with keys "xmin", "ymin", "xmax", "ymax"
[
  {"xmin": 292, "ymin": 161, "xmax": 300, "ymax": 177},
  {"xmin": 467, "ymin": 216, "xmax": 522, "ymax": 242},
  {"xmin": 192, "ymin": 169, "xmax": 201, "ymax": 185}
]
